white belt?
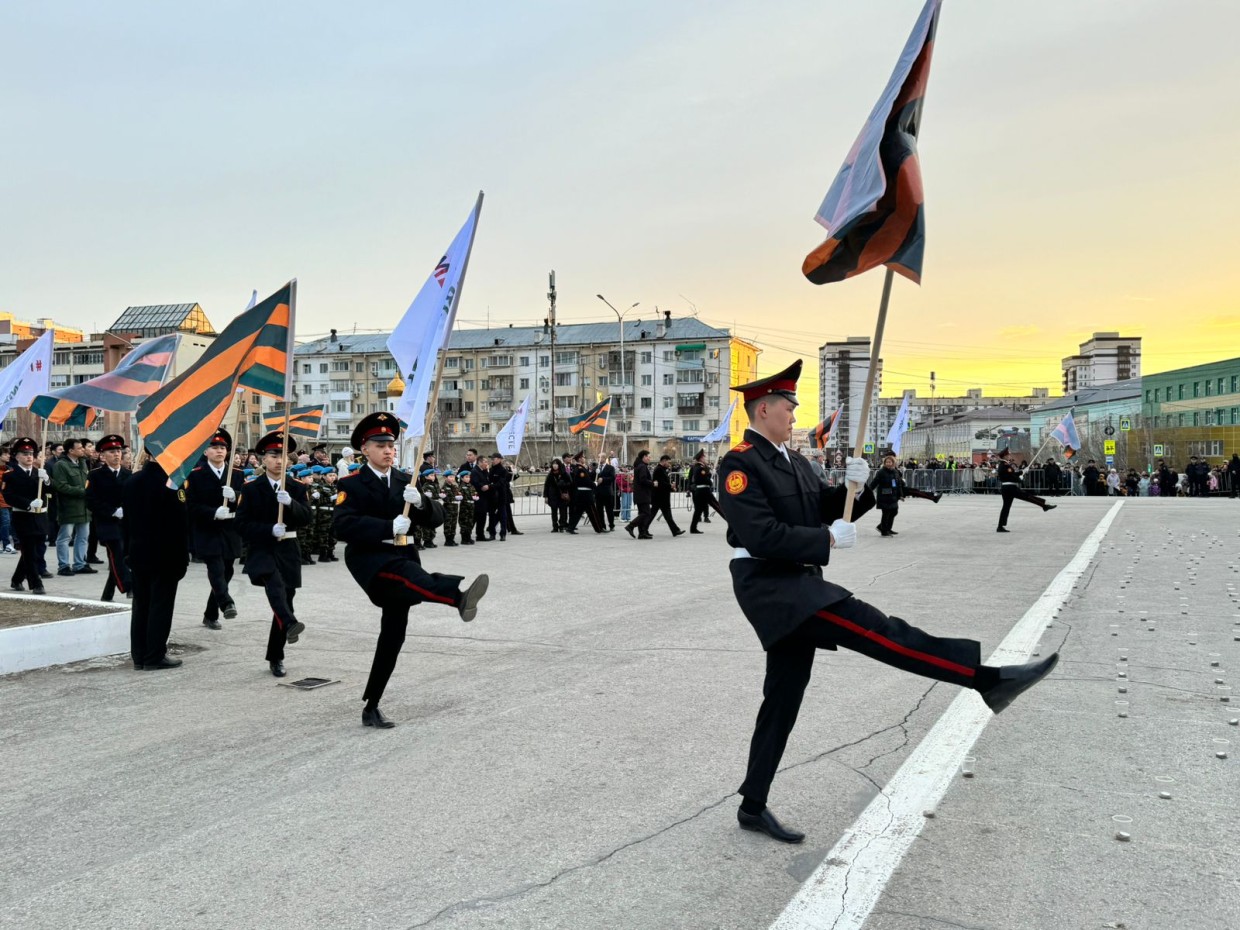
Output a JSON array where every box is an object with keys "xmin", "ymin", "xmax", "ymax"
[
  {"xmin": 279, "ymin": 531, "xmax": 297, "ymax": 540},
  {"xmin": 732, "ymin": 547, "xmax": 759, "ymax": 560},
  {"xmin": 1001, "ymin": 482, "xmax": 1019, "ymax": 486}
]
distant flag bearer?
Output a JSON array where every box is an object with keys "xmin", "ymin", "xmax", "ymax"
[{"xmin": 85, "ymin": 434, "xmax": 132, "ymax": 602}]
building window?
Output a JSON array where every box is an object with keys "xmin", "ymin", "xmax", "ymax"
[
  {"xmin": 302, "ymin": 364, "xmax": 312, "ymax": 374},
  {"xmin": 332, "ymin": 400, "xmax": 348, "ymax": 413},
  {"xmin": 320, "ymin": 384, "xmax": 329, "ymax": 394},
  {"xmin": 1178, "ymin": 385, "xmax": 1184, "ymax": 400},
  {"xmin": 1193, "ymin": 412, "xmax": 1200, "ymax": 426},
  {"xmin": 662, "ymin": 420, "xmax": 673, "ymax": 431},
  {"xmin": 539, "ymin": 355, "xmax": 549, "ymax": 367},
  {"xmin": 1232, "ymin": 376, "xmax": 1238, "ymax": 393},
  {"xmin": 1178, "ymin": 413, "xmax": 1185, "ymax": 426},
  {"xmin": 640, "ymin": 351, "xmax": 652, "ymax": 364},
  {"xmin": 1205, "ymin": 410, "xmax": 1215, "ymax": 425},
  {"xmin": 641, "ymin": 420, "xmax": 652, "ymax": 432},
  {"xmin": 463, "ymin": 358, "xmax": 474, "ymax": 370},
  {"xmin": 1206, "ymin": 380, "xmax": 1213, "ymax": 397},
  {"xmin": 444, "ymin": 356, "xmax": 460, "ymax": 369},
  {"xmin": 708, "ymin": 419, "xmax": 719, "ymax": 430},
  {"xmin": 336, "ymin": 425, "xmax": 349, "ymax": 436},
  {"xmin": 481, "ymin": 423, "xmax": 490, "ymax": 434},
  {"xmin": 464, "ymin": 380, "xmax": 475, "ymax": 391},
  {"xmin": 662, "ymin": 351, "xmax": 675, "ymax": 362},
  {"xmin": 519, "ymin": 378, "xmax": 530, "ymax": 390},
  {"xmin": 320, "ymin": 363, "xmax": 328, "ymax": 374},
  {"xmin": 662, "ymin": 396, "xmax": 674, "ymax": 408},
  {"xmin": 709, "ymin": 395, "xmax": 720, "ymax": 407},
  {"xmin": 641, "ymin": 374, "xmax": 652, "ymax": 386},
  {"xmin": 538, "ymin": 399, "xmax": 549, "ymax": 410},
  {"xmin": 663, "ymin": 373, "xmax": 674, "ymax": 385},
  {"xmin": 555, "ymin": 372, "xmax": 574, "ymax": 386},
  {"xmin": 1232, "ymin": 407, "xmax": 1239, "ymax": 425},
  {"xmin": 464, "ymin": 401, "xmax": 474, "ymax": 413},
  {"xmin": 481, "ymin": 379, "xmax": 491, "ymax": 391},
  {"xmin": 1144, "ymin": 389, "xmax": 1151, "ymax": 402},
  {"xmin": 519, "ymin": 356, "xmax": 530, "ymax": 367},
  {"xmin": 640, "ymin": 397, "xmax": 652, "ymax": 409},
  {"xmin": 684, "ymin": 419, "xmax": 700, "ymax": 431}
]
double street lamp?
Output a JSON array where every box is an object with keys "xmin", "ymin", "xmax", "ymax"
[{"xmin": 597, "ymin": 294, "xmax": 639, "ymax": 460}]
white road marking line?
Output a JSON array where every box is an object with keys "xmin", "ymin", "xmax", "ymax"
[{"xmin": 770, "ymin": 501, "xmax": 1124, "ymax": 930}]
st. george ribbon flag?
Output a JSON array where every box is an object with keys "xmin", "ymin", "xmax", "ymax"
[
  {"xmin": 495, "ymin": 394, "xmax": 532, "ymax": 457},
  {"xmin": 388, "ymin": 196, "xmax": 483, "ymax": 439},
  {"xmin": 885, "ymin": 392, "xmax": 912, "ymax": 454},
  {"xmin": 802, "ymin": 0, "xmax": 941, "ymax": 285},
  {"xmin": 1049, "ymin": 411, "xmax": 1081, "ymax": 459},
  {"xmin": 262, "ymin": 404, "xmax": 326, "ymax": 439},
  {"xmin": 566, "ymin": 397, "xmax": 611, "ymax": 436},
  {"xmin": 30, "ymin": 333, "xmax": 180, "ymax": 427},
  {"xmin": 0, "ymin": 329, "xmax": 54, "ymax": 429},
  {"xmin": 812, "ymin": 406, "xmax": 842, "ymax": 449},
  {"xmin": 701, "ymin": 399, "xmax": 738, "ymax": 444}
]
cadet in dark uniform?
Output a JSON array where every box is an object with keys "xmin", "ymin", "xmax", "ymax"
[
  {"xmin": 651, "ymin": 455, "xmax": 684, "ymax": 537},
  {"xmin": 236, "ymin": 432, "xmax": 312, "ymax": 677},
  {"xmin": 566, "ymin": 451, "xmax": 602, "ymax": 534},
  {"xmin": 688, "ymin": 449, "xmax": 724, "ymax": 534},
  {"xmin": 996, "ymin": 447, "xmax": 1055, "ymax": 533},
  {"xmin": 185, "ymin": 427, "xmax": 244, "ymax": 628},
  {"xmin": 85, "ymin": 434, "xmax": 131, "ymax": 601},
  {"xmin": 124, "ymin": 453, "xmax": 189, "ymax": 670},
  {"xmin": 719, "ymin": 361, "xmax": 1058, "ymax": 843},
  {"xmin": 595, "ymin": 455, "xmax": 617, "ymax": 532},
  {"xmin": 334, "ymin": 412, "xmax": 490, "ymax": 728},
  {"xmin": 3, "ymin": 437, "xmax": 49, "ymax": 594}
]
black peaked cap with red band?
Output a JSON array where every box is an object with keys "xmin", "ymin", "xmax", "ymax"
[
  {"xmin": 207, "ymin": 427, "xmax": 233, "ymax": 451},
  {"xmin": 10, "ymin": 436, "xmax": 38, "ymax": 455},
  {"xmin": 351, "ymin": 411, "xmax": 400, "ymax": 450},
  {"xmin": 256, "ymin": 431, "xmax": 296, "ymax": 456},
  {"xmin": 731, "ymin": 359, "xmax": 802, "ymax": 406},
  {"xmin": 97, "ymin": 434, "xmax": 127, "ymax": 452}
]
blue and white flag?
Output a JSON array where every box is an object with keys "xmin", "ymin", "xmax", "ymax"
[
  {"xmin": 387, "ymin": 194, "xmax": 484, "ymax": 439},
  {"xmin": 885, "ymin": 393, "xmax": 912, "ymax": 454},
  {"xmin": 496, "ymin": 393, "xmax": 531, "ymax": 457},
  {"xmin": 0, "ymin": 329, "xmax": 54, "ymax": 430},
  {"xmin": 1049, "ymin": 411, "xmax": 1081, "ymax": 458},
  {"xmin": 701, "ymin": 399, "xmax": 738, "ymax": 444}
]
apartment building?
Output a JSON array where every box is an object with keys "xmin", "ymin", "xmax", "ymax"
[
  {"xmin": 1061, "ymin": 332, "xmax": 1141, "ymax": 393},
  {"xmin": 819, "ymin": 336, "xmax": 882, "ymax": 448},
  {"xmin": 873, "ymin": 387, "xmax": 1053, "ymax": 444}
]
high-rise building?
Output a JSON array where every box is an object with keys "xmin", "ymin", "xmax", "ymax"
[
  {"xmin": 1061, "ymin": 332, "xmax": 1141, "ymax": 393},
  {"xmin": 819, "ymin": 336, "xmax": 882, "ymax": 448}
]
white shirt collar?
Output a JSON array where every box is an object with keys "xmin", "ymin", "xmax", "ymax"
[{"xmin": 368, "ymin": 464, "xmax": 392, "ymax": 481}]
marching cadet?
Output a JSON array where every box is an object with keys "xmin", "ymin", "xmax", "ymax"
[
  {"xmin": 333, "ymin": 412, "xmax": 490, "ymax": 729},
  {"xmin": 995, "ymin": 447, "xmax": 1056, "ymax": 533},
  {"xmin": 123, "ymin": 451, "xmax": 189, "ymax": 670},
  {"xmin": 316, "ymin": 468, "xmax": 340, "ymax": 561},
  {"xmin": 440, "ymin": 472, "xmax": 460, "ymax": 546},
  {"xmin": 184, "ymin": 427, "xmax": 244, "ymax": 628},
  {"xmin": 456, "ymin": 466, "xmax": 477, "ymax": 545},
  {"xmin": 416, "ymin": 453, "xmax": 440, "ymax": 549},
  {"xmin": 85, "ymin": 434, "xmax": 131, "ymax": 602},
  {"xmin": 687, "ymin": 449, "xmax": 724, "ymax": 534},
  {"xmin": 566, "ymin": 451, "xmax": 602, "ymax": 534},
  {"xmin": 869, "ymin": 452, "xmax": 940, "ymax": 537},
  {"xmin": 236, "ymin": 432, "xmax": 312, "ymax": 678},
  {"xmin": 4, "ymin": 437, "xmax": 50, "ymax": 595},
  {"xmin": 718, "ymin": 360, "xmax": 1058, "ymax": 843}
]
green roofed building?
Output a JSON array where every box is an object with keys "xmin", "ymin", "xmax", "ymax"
[{"xmin": 1141, "ymin": 357, "xmax": 1240, "ymax": 466}]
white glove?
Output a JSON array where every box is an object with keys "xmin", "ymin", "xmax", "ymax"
[
  {"xmin": 220, "ymin": 486, "xmax": 236, "ymax": 501},
  {"xmin": 275, "ymin": 489, "xmax": 291, "ymax": 506},
  {"xmin": 37, "ymin": 468, "xmax": 49, "ymax": 482},
  {"xmin": 844, "ymin": 457, "xmax": 870, "ymax": 487},
  {"xmin": 829, "ymin": 519, "xmax": 857, "ymax": 549},
  {"xmin": 402, "ymin": 486, "xmax": 424, "ymax": 508},
  {"xmin": 30, "ymin": 499, "xmax": 46, "ymax": 513},
  {"xmin": 311, "ymin": 490, "xmax": 320, "ymax": 500},
  {"xmin": 271, "ymin": 522, "xmax": 286, "ymax": 538},
  {"xmin": 214, "ymin": 506, "xmax": 231, "ymax": 520},
  {"xmin": 112, "ymin": 507, "xmax": 124, "ymax": 519},
  {"xmin": 392, "ymin": 514, "xmax": 411, "ymax": 536}
]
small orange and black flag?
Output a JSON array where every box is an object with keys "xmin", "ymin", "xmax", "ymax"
[
  {"xmin": 812, "ymin": 407, "xmax": 842, "ymax": 449},
  {"xmin": 263, "ymin": 404, "xmax": 326, "ymax": 439},
  {"xmin": 803, "ymin": 0, "xmax": 940, "ymax": 285},
  {"xmin": 567, "ymin": 397, "xmax": 611, "ymax": 436}
]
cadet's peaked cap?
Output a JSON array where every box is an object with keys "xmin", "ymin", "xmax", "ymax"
[
  {"xmin": 732, "ymin": 359, "xmax": 802, "ymax": 405},
  {"xmin": 256, "ymin": 431, "xmax": 296, "ymax": 456},
  {"xmin": 694, "ymin": 449, "xmax": 707, "ymax": 460},
  {"xmin": 10, "ymin": 436, "xmax": 38, "ymax": 454},
  {"xmin": 98, "ymin": 434, "xmax": 126, "ymax": 452},
  {"xmin": 352, "ymin": 412, "xmax": 400, "ymax": 449},
  {"xmin": 311, "ymin": 444, "xmax": 327, "ymax": 453},
  {"xmin": 207, "ymin": 427, "xmax": 232, "ymax": 450},
  {"xmin": 997, "ymin": 447, "xmax": 1010, "ymax": 458}
]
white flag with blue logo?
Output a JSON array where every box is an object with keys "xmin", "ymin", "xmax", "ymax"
[
  {"xmin": 0, "ymin": 329, "xmax": 53, "ymax": 430},
  {"xmin": 885, "ymin": 393, "xmax": 912, "ymax": 454},
  {"xmin": 496, "ymin": 394, "xmax": 532, "ymax": 457}
]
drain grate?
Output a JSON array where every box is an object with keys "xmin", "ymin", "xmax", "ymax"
[{"xmin": 279, "ymin": 677, "xmax": 341, "ymax": 690}]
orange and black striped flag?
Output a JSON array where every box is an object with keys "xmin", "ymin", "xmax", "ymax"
[
  {"xmin": 567, "ymin": 397, "xmax": 611, "ymax": 436},
  {"xmin": 263, "ymin": 404, "xmax": 325, "ymax": 439},
  {"xmin": 137, "ymin": 282, "xmax": 295, "ymax": 485},
  {"xmin": 30, "ymin": 333, "xmax": 180, "ymax": 427},
  {"xmin": 812, "ymin": 407, "xmax": 842, "ymax": 449},
  {"xmin": 803, "ymin": 0, "xmax": 940, "ymax": 285}
]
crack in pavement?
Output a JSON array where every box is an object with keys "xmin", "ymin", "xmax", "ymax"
[
  {"xmin": 866, "ymin": 560, "xmax": 922, "ymax": 587},
  {"xmin": 875, "ymin": 907, "xmax": 992, "ymax": 930},
  {"xmin": 403, "ymin": 795, "xmax": 735, "ymax": 928}
]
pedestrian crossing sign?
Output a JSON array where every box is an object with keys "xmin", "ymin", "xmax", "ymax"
[
  {"xmin": 1104, "ymin": 440, "xmax": 1116, "ymax": 455},
  {"xmin": 1153, "ymin": 444, "xmax": 1164, "ymax": 456},
  {"xmin": 863, "ymin": 442, "xmax": 874, "ymax": 454},
  {"xmin": 1119, "ymin": 417, "xmax": 1132, "ymax": 432}
]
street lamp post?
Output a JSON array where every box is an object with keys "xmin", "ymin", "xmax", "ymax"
[{"xmin": 597, "ymin": 294, "xmax": 639, "ymax": 461}]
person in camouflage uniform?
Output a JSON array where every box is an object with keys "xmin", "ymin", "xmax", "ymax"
[
  {"xmin": 456, "ymin": 466, "xmax": 477, "ymax": 545},
  {"xmin": 415, "ymin": 454, "xmax": 440, "ymax": 550},
  {"xmin": 317, "ymin": 469, "xmax": 339, "ymax": 560},
  {"xmin": 293, "ymin": 466, "xmax": 318, "ymax": 564},
  {"xmin": 439, "ymin": 472, "xmax": 460, "ymax": 546}
]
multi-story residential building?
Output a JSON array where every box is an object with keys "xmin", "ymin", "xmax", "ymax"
[
  {"xmin": 292, "ymin": 313, "xmax": 759, "ymax": 464},
  {"xmin": 1141, "ymin": 357, "xmax": 1240, "ymax": 466},
  {"xmin": 0, "ymin": 303, "xmax": 217, "ymax": 440},
  {"xmin": 874, "ymin": 387, "xmax": 1053, "ymax": 443},
  {"xmin": 1061, "ymin": 332, "xmax": 1141, "ymax": 393},
  {"xmin": 1030, "ymin": 378, "xmax": 1143, "ymax": 468},
  {"xmin": 898, "ymin": 407, "xmax": 1032, "ymax": 464},
  {"xmin": 819, "ymin": 336, "xmax": 882, "ymax": 449}
]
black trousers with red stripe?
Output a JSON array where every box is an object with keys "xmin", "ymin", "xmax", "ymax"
[
  {"xmin": 263, "ymin": 578, "xmax": 298, "ymax": 663},
  {"xmin": 739, "ymin": 596, "xmax": 982, "ymax": 807},
  {"xmin": 100, "ymin": 536, "xmax": 129, "ymax": 601},
  {"xmin": 363, "ymin": 563, "xmax": 463, "ymax": 705},
  {"xmin": 998, "ymin": 484, "xmax": 1046, "ymax": 528}
]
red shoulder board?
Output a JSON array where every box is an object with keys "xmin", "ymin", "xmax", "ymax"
[
  {"xmin": 339, "ymin": 472, "xmax": 358, "ymax": 480},
  {"xmin": 730, "ymin": 441, "xmax": 752, "ymax": 453},
  {"xmin": 191, "ymin": 466, "xmax": 203, "ymax": 472}
]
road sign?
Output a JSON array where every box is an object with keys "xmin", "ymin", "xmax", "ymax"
[
  {"xmin": 1104, "ymin": 440, "xmax": 1116, "ymax": 455},
  {"xmin": 863, "ymin": 442, "xmax": 874, "ymax": 454},
  {"xmin": 1104, "ymin": 425, "xmax": 1116, "ymax": 436},
  {"xmin": 1119, "ymin": 417, "xmax": 1132, "ymax": 432},
  {"xmin": 1153, "ymin": 443, "xmax": 1164, "ymax": 456},
  {"xmin": 1106, "ymin": 455, "xmax": 1115, "ymax": 465}
]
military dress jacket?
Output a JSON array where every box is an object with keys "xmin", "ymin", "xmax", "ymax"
[
  {"xmin": 86, "ymin": 465, "xmax": 132, "ymax": 542},
  {"xmin": 332, "ymin": 466, "xmax": 450, "ymax": 601},
  {"xmin": 185, "ymin": 463, "xmax": 245, "ymax": 559},
  {"xmin": 1, "ymin": 465, "xmax": 49, "ymax": 538},
  {"xmin": 236, "ymin": 476, "xmax": 312, "ymax": 588},
  {"xmin": 122, "ymin": 462, "xmax": 189, "ymax": 579},
  {"xmin": 718, "ymin": 429, "xmax": 875, "ymax": 650}
]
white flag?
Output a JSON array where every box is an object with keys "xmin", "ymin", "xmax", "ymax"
[
  {"xmin": 496, "ymin": 394, "xmax": 532, "ymax": 458},
  {"xmin": 0, "ymin": 330, "xmax": 54, "ymax": 429},
  {"xmin": 701, "ymin": 399, "xmax": 738, "ymax": 444},
  {"xmin": 885, "ymin": 393, "xmax": 912, "ymax": 454},
  {"xmin": 388, "ymin": 195, "xmax": 483, "ymax": 438}
]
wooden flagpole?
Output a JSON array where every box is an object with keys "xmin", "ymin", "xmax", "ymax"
[
  {"xmin": 222, "ymin": 386, "xmax": 245, "ymax": 493},
  {"xmin": 276, "ymin": 279, "xmax": 297, "ymax": 530},
  {"xmin": 842, "ymin": 267, "xmax": 894, "ymax": 522}
]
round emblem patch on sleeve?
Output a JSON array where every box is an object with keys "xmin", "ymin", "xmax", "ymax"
[
  {"xmin": 725, "ymin": 471, "xmax": 748, "ymax": 495},
  {"xmin": 335, "ymin": 491, "xmax": 347, "ymax": 505}
]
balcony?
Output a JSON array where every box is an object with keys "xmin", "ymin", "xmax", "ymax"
[
  {"xmin": 437, "ymin": 388, "xmax": 461, "ymax": 400},
  {"xmin": 488, "ymin": 389, "xmax": 513, "ymax": 402},
  {"xmin": 677, "ymin": 405, "xmax": 705, "ymax": 416},
  {"xmin": 675, "ymin": 358, "xmax": 705, "ymax": 371},
  {"xmin": 489, "ymin": 407, "xmax": 512, "ymax": 420},
  {"xmin": 605, "ymin": 383, "xmax": 634, "ymax": 395}
]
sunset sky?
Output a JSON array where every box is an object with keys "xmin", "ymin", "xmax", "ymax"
[{"xmin": 4, "ymin": 0, "xmax": 1237, "ymax": 413}]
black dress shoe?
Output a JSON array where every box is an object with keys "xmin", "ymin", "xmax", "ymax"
[
  {"xmin": 222, "ymin": 603, "xmax": 238, "ymax": 620},
  {"xmin": 133, "ymin": 662, "xmax": 144, "ymax": 670},
  {"xmin": 203, "ymin": 618, "xmax": 222, "ymax": 630},
  {"xmin": 625, "ymin": 524, "xmax": 636, "ymax": 539},
  {"xmin": 996, "ymin": 526, "xmax": 1010, "ymax": 533},
  {"xmin": 58, "ymin": 568, "xmax": 74, "ymax": 577},
  {"xmin": 671, "ymin": 529, "xmax": 685, "ymax": 537},
  {"xmin": 142, "ymin": 656, "xmax": 183, "ymax": 670},
  {"xmin": 443, "ymin": 540, "xmax": 458, "ymax": 547},
  {"xmin": 458, "ymin": 573, "xmax": 489, "ymax": 622},
  {"xmin": 40, "ymin": 571, "xmax": 54, "ymax": 580},
  {"xmin": 270, "ymin": 660, "xmax": 286, "ymax": 677},
  {"xmin": 462, "ymin": 538, "xmax": 475, "ymax": 545},
  {"xmin": 737, "ymin": 807, "xmax": 804, "ymax": 844},
  {"xmin": 87, "ymin": 556, "xmax": 105, "ymax": 565},
  {"xmin": 10, "ymin": 583, "xmax": 22, "ymax": 592},
  {"xmin": 889, "ymin": 530, "xmax": 898, "ymax": 535},
  {"xmin": 932, "ymin": 493, "xmax": 942, "ymax": 503},
  {"xmin": 30, "ymin": 587, "xmax": 46, "ymax": 595},
  {"xmin": 425, "ymin": 541, "xmax": 437, "ymax": 548},
  {"xmin": 509, "ymin": 530, "xmax": 524, "ymax": 536},
  {"xmin": 1043, "ymin": 503, "xmax": 1057, "ymax": 512},
  {"xmin": 74, "ymin": 565, "xmax": 98, "ymax": 574},
  {"xmin": 565, "ymin": 528, "xmax": 578, "ymax": 534},
  {"xmin": 638, "ymin": 534, "xmax": 654, "ymax": 540},
  {"xmin": 284, "ymin": 620, "xmax": 305, "ymax": 644},
  {"xmin": 981, "ymin": 653, "xmax": 1059, "ymax": 714},
  {"xmin": 362, "ymin": 706, "xmax": 396, "ymax": 728}
]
